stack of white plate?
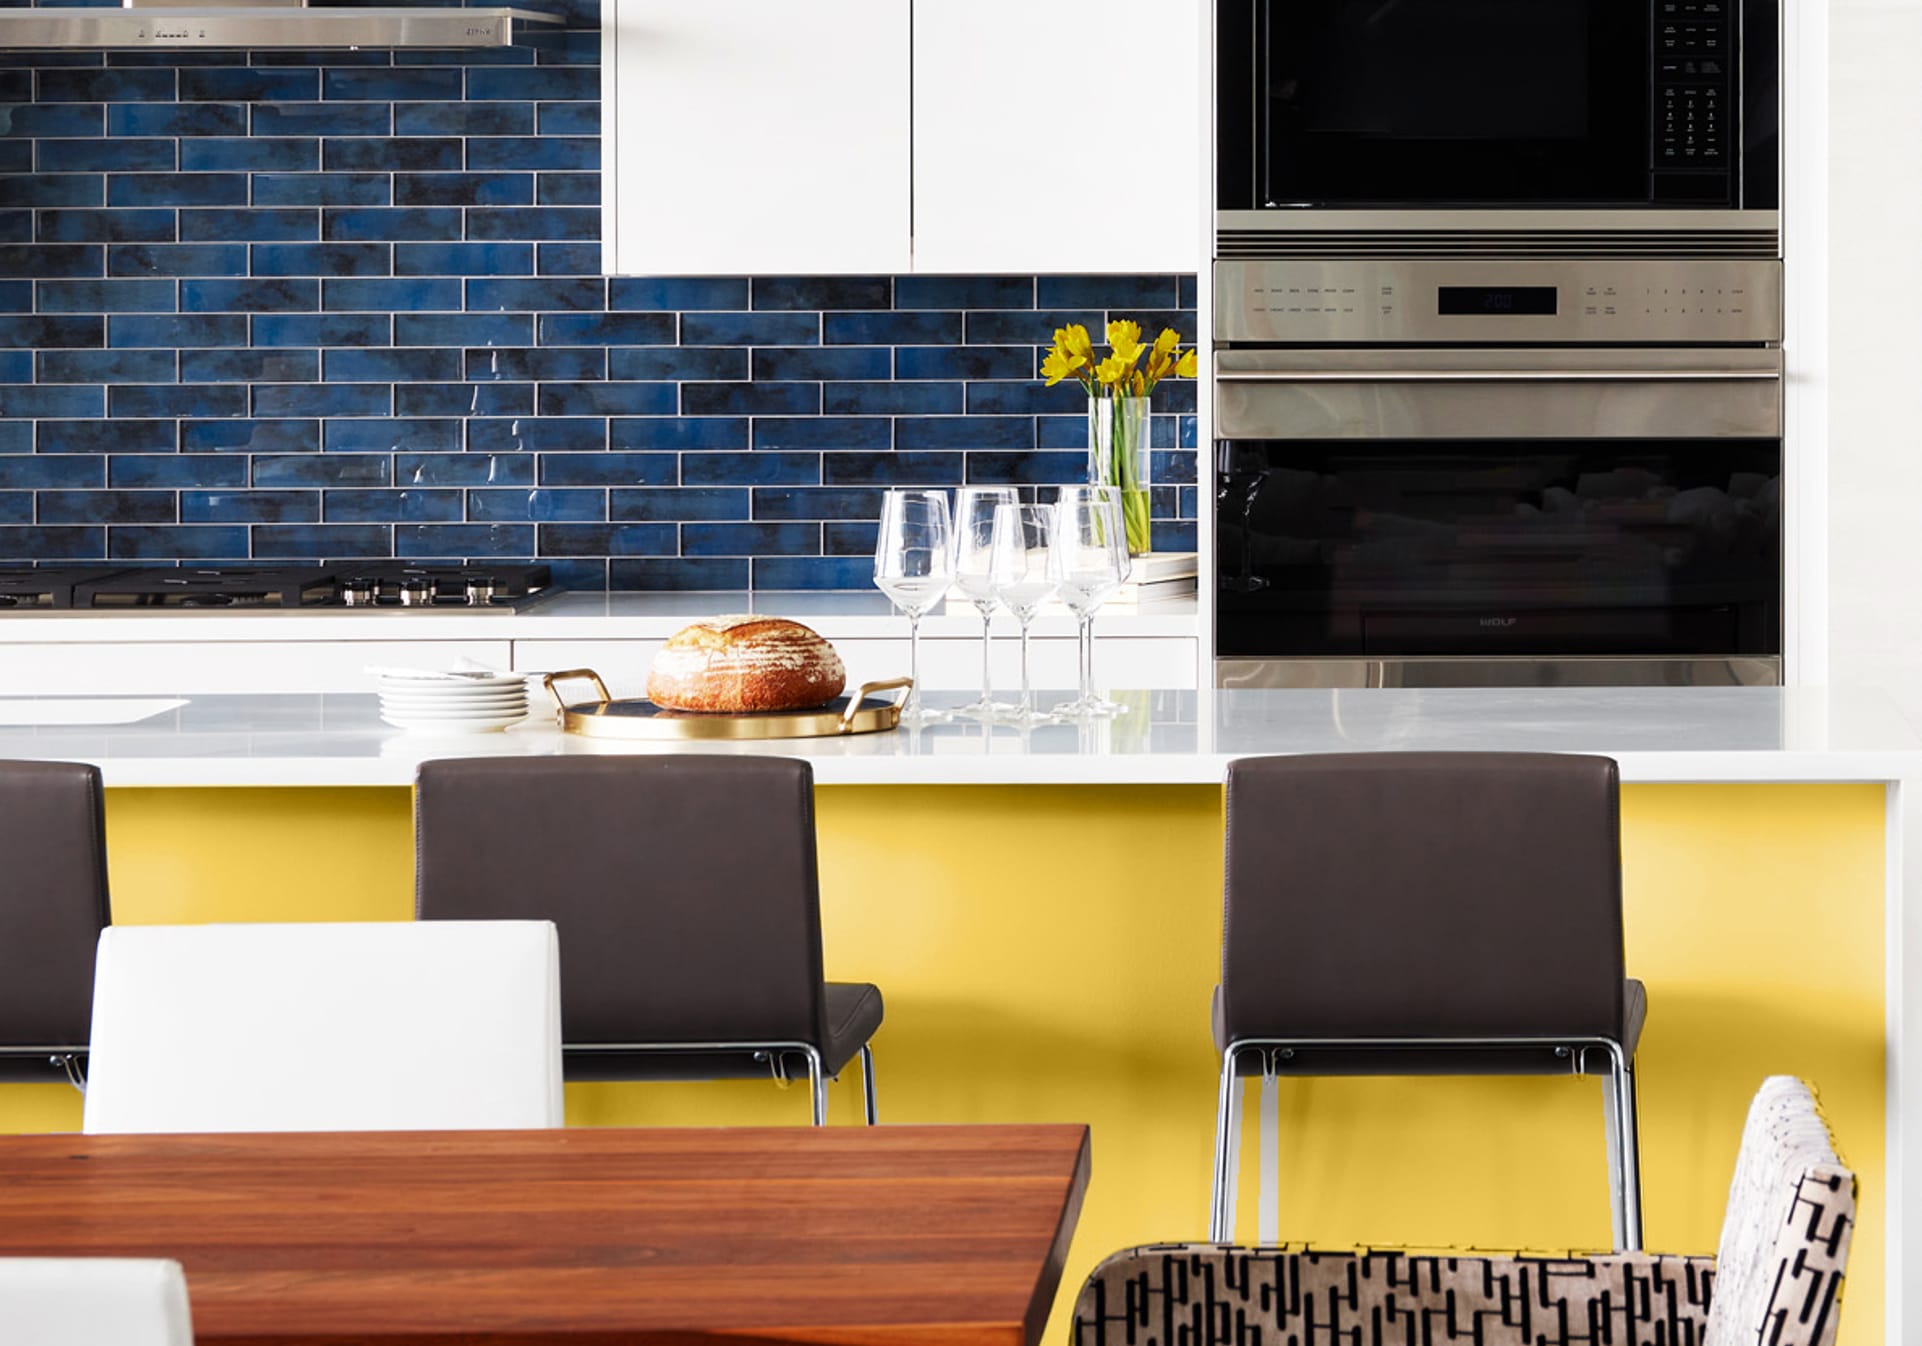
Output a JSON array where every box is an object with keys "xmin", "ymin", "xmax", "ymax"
[{"xmin": 376, "ymin": 670, "xmax": 530, "ymax": 734}]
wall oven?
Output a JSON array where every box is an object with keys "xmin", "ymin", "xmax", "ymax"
[{"xmin": 1213, "ymin": 259, "xmax": 1783, "ymax": 688}]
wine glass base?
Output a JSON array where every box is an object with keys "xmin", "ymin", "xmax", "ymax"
[
  {"xmin": 952, "ymin": 695, "xmax": 1018, "ymax": 721},
  {"xmin": 991, "ymin": 704, "xmax": 1064, "ymax": 727},
  {"xmin": 1053, "ymin": 694, "xmax": 1131, "ymax": 719},
  {"xmin": 896, "ymin": 703, "xmax": 954, "ymax": 728}
]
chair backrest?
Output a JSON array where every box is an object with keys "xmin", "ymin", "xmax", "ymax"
[
  {"xmin": 1220, "ymin": 752, "xmax": 1625, "ymax": 1044},
  {"xmin": 0, "ymin": 760, "xmax": 110, "ymax": 1060},
  {"xmin": 82, "ymin": 920, "xmax": 564, "ymax": 1134},
  {"xmin": 0, "ymin": 1257, "xmax": 193, "ymax": 1346},
  {"xmin": 415, "ymin": 755, "xmax": 828, "ymax": 1052},
  {"xmin": 1705, "ymin": 1076, "xmax": 1856, "ymax": 1346}
]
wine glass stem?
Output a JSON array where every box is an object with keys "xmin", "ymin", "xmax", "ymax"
[
  {"xmin": 979, "ymin": 609, "xmax": 994, "ymax": 702},
  {"xmin": 1018, "ymin": 617, "xmax": 1034, "ymax": 715},
  {"xmin": 1079, "ymin": 614, "xmax": 1094, "ymax": 702},
  {"xmin": 906, "ymin": 611, "xmax": 922, "ymax": 716}
]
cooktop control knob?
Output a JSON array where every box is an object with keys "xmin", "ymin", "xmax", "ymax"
[{"xmin": 399, "ymin": 577, "xmax": 433, "ymax": 607}]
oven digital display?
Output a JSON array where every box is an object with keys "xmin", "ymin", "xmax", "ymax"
[{"xmin": 1438, "ymin": 286, "xmax": 1558, "ymax": 316}]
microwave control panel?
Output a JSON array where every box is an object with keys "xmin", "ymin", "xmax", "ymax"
[
  {"xmin": 1657, "ymin": 0, "xmax": 1729, "ymax": 167},
  {"xmin": 1215, "ymin": 259, "xmax": 1783, "ymax": 345}
]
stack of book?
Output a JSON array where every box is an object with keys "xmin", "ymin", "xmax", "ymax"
[{"xmin": 945, "ymin": 552, "xmax": 1197, "ymax": 614}]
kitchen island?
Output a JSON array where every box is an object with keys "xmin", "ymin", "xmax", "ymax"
[{"xmin": 0, "ymin": 684, "xmax": 1907, "ymax": 1346}]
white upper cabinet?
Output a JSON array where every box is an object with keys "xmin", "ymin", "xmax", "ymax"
[
  {"xmin": 601, "ymin": 0, "xmax": 913, "ymax": 276},
  {"xmin": 910, "ymin": 2, "xmax": 1203, "ymax": 274}
]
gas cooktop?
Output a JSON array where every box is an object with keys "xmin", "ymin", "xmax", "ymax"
[{"xmin": 0, "ymin": 565, "xmax": 555, "ymax": 612}]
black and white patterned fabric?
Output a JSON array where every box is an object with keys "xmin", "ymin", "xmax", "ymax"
[{"xmin": 1071, "ymin": 1077, "xmax": 1854, "ymax": 1346}]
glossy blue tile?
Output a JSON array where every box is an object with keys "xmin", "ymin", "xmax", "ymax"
[
  {"xmin": 0, "ymin": 386, "xmax": 104, "ymax": 417},
  {"xmin": 182, "ymin": 490, "xmax": 319, "ymax": 524},
  {"xmin": 395, "ymin": 101, "xmax": 534, "ymax": 136},
  {"xmin": 0, "ymin": 422, "xmax": 25, "ymax": 454},
  {"xmin": 252, "ymin": 173, "xmax": 390, "ymax": 207},
  {"xmin": 962, "ymin": 451, "xmax": 1085, "ymax": 485},
  {"xmin": 0, "ymin": 282, "xmax": 28, "ymax": 313},
  {"xmin": 397, "ymin": 381, "xmax": 531, "ymax": 416},
  {"xmin": 179, "ymin": 348, "xmax": 317, "ymax": 382},
  {"xmin": 469, "ymin": 487, "xmax": 603, "ymax": 522},
  {"xmin": 610, "ymin": 487, "xmax": 747, "ymax": 522},
  {"xmin": 536, "ymin": 101, "xmax": 598, "ymax": 135},
  {"xmin": 537, "ymin": 382, "xmax": 674, "ymax": 417},
  {"xmin": 0, "ymin": 315, "xmax": 102, "ymax": 347},
  {"xmin": 327, "ymin": 418, "xmax": 461, "ymax": 453},
  {"xmin": 108, "ymin": 173, "xmax": 246, "ymax": 207},
  {"xmin": 39, "ymin": 69, "xmax": 175, "ymax": 102},
  {"xmin": 111, "ymin": 383, "xmax": 245, "ymax": 418},
  {"xmin": 536, "ymin": 453, "xmax": 674, "ymax": 487},
  {"xmin": 394, "ymin": 453, "xmax": 535, "ymax": 487},
  {"xmin": 110, "ymin": 244, "xmax": 247, "ymax": 277},
  {"xmin": 395, "ymin": 523, "xmax": 534, "ymax": 558},
  {"xmin": 322, "ymin": 488, "xmax": 462, "ymax": 523},
  {"xmin": 183, "ymin": 278, "xmax": 318, "ymax": 312},
  {"xmin": 0, "ymin": 174, "xmax": 103, "ymax": 207},
  {"xmin": 322, "ymin": 67, "xmax": 463, "ymax": 101},
  {"xmin": 179, "ymin": 68, "xmax": 318, "ymax": 101},
  {"xmin": 252, "ymin": 312, "xmax": 389, "ymax": 346},
  {"xmin": 0, "ymin": 212, "xmax": 25, "ymax": 244},
  {"xmin": 38, "ymin": 278, "xmax": 174, "ymax": 313},
  {"xmin": 252, "ymin": 383, "xmax": 391, "ymax": 417},
  {"xmin": 466, "ymin": 277, "xmax": 602, "ymax": 311},
  {"xmin": 535, "ymin": 172, "xmax": 597, "ymax": 206},
  {"xmin": 396, "ymin": 242, "xmax": 533, "ymax": 276},
  {"xmin": 605, "ymin": 346, "xmax": 743, "ymax": 381},
  {"xmin": 467, "ymin": 67, "xmax": 594, "ymax": 100},
  {"xmin": 466, "ymin": 346, "xmax": 604, "ymax": 381},
  {"xmin": 252, "ymin": 243, "xmax": 391, "ymax": 277},
  {"xmin": 827, "ymin": 520, "xmax": 887, "ymax": 556},
  {"xmin": 823, "ymin": 311, "xmax": 959, "ymax": 345},
  {"xmin": 964, "ymin": 381, "xmax": 1081, "ymax": 417},
  {"xmin": 964, "ymin": 308, "xmax": 1103, "ymax": 345},
  {"xmin": 538, "ymin": 312, "xmax": 672, "ymax": 346},
  {"xmin": 0, "ymin": 350, "xmax": 28, "ymax": 383},
  {"xmin": 252, "ymin": 454, "xmax": 389, "ymax": 487},
  {"xmin": 109, "ymin": 313, "xmax": 242, "ymax": 347},
  {"xmin": 750, "ymin": 557, "xmax": 871, "ymax": 590},
  {"xmin": 681, "ymin": 382, "xmax": 820, "ymax": 417},
  {"xmin": 609, "ymin": 416, "xmax": 744, "ymax": 451},
  {"xmin": 108, "ymin": 525, "xmax": 248, "ymax": 560},
  {"xmin": 681, "ymin": 311, "xmax": 819, "ymax": 347},
  {"xmin": 894, "ymin": 276, "xmax": 1034, "ymax": 310},
  {"xmin": 323, "ymin": 138, "xmax": 462, "ymax": 173},
  {"xmin": 36, "ymin": 348, "xmax": 175, "ymax": 383},
  {"xmin": 821, "ymin": 451, "xmax": 963, "ymax": 485},
  {"xmin": 324, "ymin": 277, "xmax": 462, "ymax": 312},
  {"xmin": 537, "ymin": 242, "xmax": 599, "ymax": 274},
  {"xmin": 0, "ymin": 492, "xmax": 27, "ymax": 525},
  {"xmin": 37, "ymin": 138, "xmax": 173, "ymax": 171},
  {"xmin": 251, "ymin": 101, "xmax": 391, "ymax": 136},
  {"xmin": 180, "ymin": 207, "xmax": 317, "ymax": 241},
  {"xmin": 895, "ymin": 344, "xmax": 1035, "ymax": 380},
  {"xmin": 110, "ymin": 454, "xmax": 246, "ymax": 488},
  {"xmin": 607, "ymin": 277, "xmax": 746, "ymax": 311},
  {"xmin": 752, "ymin": 277, "xmax": 889, "ymax": 311},
  {"xmin": 538, "ymin": 523, "xmax": 674, "ymax": 556},
  {"xmin": 747, "ymin": 347, "xmax": 887, "ymax": 382},
  {"xmin": 37, "ymin": 489, "xmax": 175, "ymax": 524},
  {"xmin": 465, "ymin": 417, "xmax": 600, "ymax": 454},
  {"xmin": 393, "ymin": 312, "xmax": 529, "ymax": 346},
  {"xmin": 1178, "ymin": 275, "xmax": 1199, "ymax": 308},
  {"xmin": 824, "ymin": 382, "xmax": 963, "ymax": 416},
  {"xmin": 1035, "ymin": 275, "xmax": 1181, "ymax": 309},
  {"xmin": 180, "ymin": 137, "xmax": 318, "ymax": 173},
  {"xmin": 896, "ymin": 416, "xmax": 1035, "ymax": 450},
  {"xmin": 680, "ymin": 452, "xmax": 819, "ymax": 487},
  {"xmin": 1150, "ymin": 450, "xmax": 1198, "ymax": 484},
  {"xmin": 323, "ymin": 347, "xmax": 459, "ymax": 383},
  {"xmin": 0, "ymin": 244, "xmax": 101, "ymax": 277},
  {"xmin": 0, "ymin": 103, "xmax": 105, "ymax": 137},
  {"xmin": 38, "ymin": 418, "xmax": 172, "ymax": 453},
  {"xmin": 542, "ymin": 557, "xmax": 609, "ymax": 590},
  {"xmin": 750, "ymin": 487, "xmax": 884, "ymax": 521},
  {"xmin": 467, "ymin": 137, "xmax": 595, "ymax": 170},
  {"xmin": 253, "ymin": 524, "xmax": 393, "ymax": 558},
  {"xmin": 0, "ymin": 455, "xmax": 104, "ymax": 488},
  {"xmin": 391, "ymin": 175, "xmax": 531, "ymax": 208},
  {"xmin": 107, "ymin": 102, "xmax": 244, "ymax": 136},
  {"xmin": 750, "ymin": 417, "xmax": 891, "ymax": 451},
  {"xmin": 182, "ymin": 419, "xmax": 317, "ymax": 454},
  {"xmin": 465, "ymin": 206, "xmax": 598, "ymax": 240},
  {"xmin": 0, "ymin": 525, "xmax": 104, "ymax": 559}
]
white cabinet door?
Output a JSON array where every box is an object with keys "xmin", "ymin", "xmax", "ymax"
[
  {"xmin": 602, "ymin": 0, "xmax": 912, "ymax": 276},
  {"xmin": 911, "ymin": 2, "xmax": 1202, "ymax": 273},
  {"xmin": 0, "ymin": 642, "xmax": 515, "ymax": 695}
]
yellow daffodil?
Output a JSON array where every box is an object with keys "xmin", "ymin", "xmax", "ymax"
[
  {"xmin": 1107, "ymin": 319, "xmax": 1145, "ymax": 365},
  {"xmin": 1094, "ymin": 352, "xmax": 1135, "ymax": 387},
  {"xmin": 1057, "ymin": 324, "xmax": 1094, "ymax": 364},
  {"xmin": 1040, "ymin": 345, "xmax": 1085, "ymax": 387},
  {"xmin": 1175, "ymin": 348, "xmax": 1198, "ymax": 378},
  {"xmin": 1152, "ymin": 327, "xmax": 1180, "ymax": 359}
]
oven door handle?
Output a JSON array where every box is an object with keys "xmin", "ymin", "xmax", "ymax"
[{"xmin": 1214, "ymin": 367, "xmax": 1781, "ymax": 382}]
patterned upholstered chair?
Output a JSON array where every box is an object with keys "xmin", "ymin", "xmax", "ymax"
[{"xmin": 1072, "ymin": 1077, "xmax": 1854, "ymax": 1346}]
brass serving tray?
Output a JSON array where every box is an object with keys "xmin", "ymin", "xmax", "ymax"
[{"xmin": 542, "ymin": 669, "xmax": 913, "ymax": 741}]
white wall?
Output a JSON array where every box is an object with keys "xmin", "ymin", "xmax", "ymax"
[{"xmin": 1828, "ymin": 0, "xmax": 1922, "ymax": 722}]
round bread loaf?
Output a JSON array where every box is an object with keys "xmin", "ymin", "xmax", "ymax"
[{"xmin": 646, "ymin": 615, "xmax": 847, "ymax": 713}]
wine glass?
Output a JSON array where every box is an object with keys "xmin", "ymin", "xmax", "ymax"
[
  {"xmin": 988, "ymin": 502, "xmax": 1056, "ymax": 723},
  {"xmin": 873, "ymin": 488, "xmax": 953, "ymax": 725},
  {"xmin": 951, "ymin": 485, "xmax": 1019, "ymax": 719},
  {"xmin": 1050, "ymin": 485, "xmax": 1131, "ymax": 718}
]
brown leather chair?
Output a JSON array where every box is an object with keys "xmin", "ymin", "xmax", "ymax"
[
  {"xmin": 1213, "ymin": 752, "xmax": 1645, "ymax": 1249},
  {"xmin": 414, "ymin": 754, "xmax": 881, "ymax": 1124},
  {"xmin": 0, "ymin": 760, "xmax": 111, "ymax": 1088}
]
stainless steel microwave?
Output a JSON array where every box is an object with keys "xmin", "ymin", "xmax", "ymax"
[{"xmin": 1216, "ymin": 0, "xmax": 1779, "ymax": 218}]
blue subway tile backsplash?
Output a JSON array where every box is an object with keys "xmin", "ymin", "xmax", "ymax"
[{"xmin": 0, "ymin": 4, "xmax": 1198, "ymax": 588}]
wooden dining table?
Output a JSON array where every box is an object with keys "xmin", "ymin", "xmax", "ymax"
[{"xmin": 0, "ymin": 1123, "xmax": 1091, "ymax": 1346}]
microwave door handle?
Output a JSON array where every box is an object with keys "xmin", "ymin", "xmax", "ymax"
[{"xmin": 1213, "ymin": 367, "xmax": 1781, "ymax": 382}]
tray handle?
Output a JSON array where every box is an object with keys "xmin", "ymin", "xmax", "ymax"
[
  {"xmin": 842, "ymin": 677, "xmax": 913, "ymax": 733},
  {"xmin": 542, "ymin": 668, "xmax": 611, "ymax": 711}
]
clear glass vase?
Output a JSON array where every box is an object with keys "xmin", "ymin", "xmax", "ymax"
[{"xmin": 1086, "ymin": 394, "xmax": 1152, "ymax": 556}]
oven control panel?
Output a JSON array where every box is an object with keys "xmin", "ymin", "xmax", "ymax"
[{"xmin": 1215, "ymin": 259, "xmax": 1783, "ymax": 345}]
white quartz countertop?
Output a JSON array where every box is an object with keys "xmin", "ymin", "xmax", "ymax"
[
  {"xmin": 2, "ymin": 686, "xmax": 1916, "ymax": 788},
  {"xmin": 0, "ymin": 590, "xmax": 1200, "ymax": 642}
]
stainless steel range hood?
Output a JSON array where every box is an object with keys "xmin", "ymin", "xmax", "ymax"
[{"xmin": 0, "ymin": 0, "xmax": 563, "ymax": 49}]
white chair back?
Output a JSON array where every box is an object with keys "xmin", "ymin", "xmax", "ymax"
[
  {"xmin": 83, "ymin": 920, "xmax": 564, "ymax": 1134},
  {"xmin": 0, "ymin": 1258, "xmax": 193, "ymax": 1346}
]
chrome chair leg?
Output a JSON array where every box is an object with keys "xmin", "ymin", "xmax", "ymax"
[
  {"xmin": 859, "ymin": 1043, "xmax": 877, "ymax": 1125},
  {"xmin": 805, "ymin": 1047, "xmax": 828, "ymax": 1127},
  {"xmin": 1615, "ymin": 1049, "xmax": 1645, "ymax": 1251},
  {"xmin": 1599, "ymin": 1051, "xmax": 1627, "ymax": 1249},
  {"xmin": 1209, "ymin": 1047, "xmax": 1244, "ymax": 1241}
]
